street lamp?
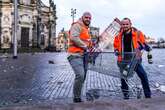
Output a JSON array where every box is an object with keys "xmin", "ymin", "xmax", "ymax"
[
  {"xmin": 13, "ymin": 0, "xmax": 18, "ymax": 59},
  {"xmin": 71, "ymin": 8, "xmax": 76, "ymax": 23}
]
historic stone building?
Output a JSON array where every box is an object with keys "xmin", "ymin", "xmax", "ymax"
[
  {"xmin": 0, "ymin": 0, "xmax": 57, "ymax": 50},
  {"xmin": 90, "ymin": 26, "xmax": 99, "ymax": 43},
  {"xmin": 55, "ymin": 30, "xmax": 69, "ymax": 52}
]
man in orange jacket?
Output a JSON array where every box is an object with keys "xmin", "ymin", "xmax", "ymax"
[
  {"xmin": 114, "ymin": 18, "xmax": 151, "ymax": 99},
  {"xmin": 67, "ymin": 12, "xmax": 93, "ymax": 103}
]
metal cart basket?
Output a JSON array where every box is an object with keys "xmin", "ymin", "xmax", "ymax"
[{"xmin": 84, "ymin": 51, "xmax": 143, "ymax": 100}]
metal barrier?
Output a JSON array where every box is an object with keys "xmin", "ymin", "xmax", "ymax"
[{"xmin": 84, "ymin": 52, "xmax": 143, "ymax": 99}]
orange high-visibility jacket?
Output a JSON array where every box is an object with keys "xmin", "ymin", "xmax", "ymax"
[
  {"xmin": 113, "ymin": 28, "xmax": 146, "ymax": 61},
  {"xmin": 68, "ymin": 21, "xmax": 92, "ymax": 54}
]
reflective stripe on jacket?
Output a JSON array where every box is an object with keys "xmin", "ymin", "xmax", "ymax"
[
  {"xmin": 68, "ymin": 21, "xmax": 92, "ymax": 54},
  {"xmin": 113, "ymin": 28, "xmax": 146, "ymax": 61}
]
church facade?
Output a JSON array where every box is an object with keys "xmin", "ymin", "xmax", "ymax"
[{"xmin": 0, "ymin": 0, "xmax": 57, "ymax": 50}]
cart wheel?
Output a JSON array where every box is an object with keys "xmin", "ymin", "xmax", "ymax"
[{"xmin": 137, "ymin": 87, "xmax": 142, "ymax": 99}]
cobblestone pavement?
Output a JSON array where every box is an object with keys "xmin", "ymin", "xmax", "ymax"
[
  {"xmin": 1, "ymin": 96, "xmax": 165, "ymax": 110},
  {"xmin": 0, "ymin": 50, "xmax": 165, "ymax": 108}
]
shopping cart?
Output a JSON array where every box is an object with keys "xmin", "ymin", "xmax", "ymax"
[{"xmin": 84, "ymin": 51, "xmax": 143, "ymax": 100}]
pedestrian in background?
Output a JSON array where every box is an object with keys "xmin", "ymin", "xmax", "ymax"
[{"xmin": 113, "ymin": 17, "xmax": 151, "ymax": 99}]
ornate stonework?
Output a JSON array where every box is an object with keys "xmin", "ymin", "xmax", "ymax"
[
  {"xmin": 1, "ymin": 27, "xmax": 11, "ymax": 48},
  {"xmin": 20, "ymin": 14, "xmax": 32, "ymax": 24},
  {"xmin": 0, "ymin": 0, "xmax": 57, "ymax": 49},
  {"xmin": 19, "ymin": 0, "xmax": 31, "ymax": 5}
]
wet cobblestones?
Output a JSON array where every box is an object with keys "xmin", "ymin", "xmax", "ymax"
[{"xmin": 0, "ymin": 50, "xmax": 165, "ymax": 107}]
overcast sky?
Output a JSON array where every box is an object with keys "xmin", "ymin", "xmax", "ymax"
[{"xmin": 42, "ymin": 0, "xmax": 165, "ymax": 40}]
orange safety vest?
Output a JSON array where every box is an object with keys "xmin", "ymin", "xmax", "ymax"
[
  {"xmin": 68, "ymin": 21, "xmax": 92, "ymax": 54},
  {"xmin": 113, "ymin": 28, "xmax": 146, "ymax": 61}
]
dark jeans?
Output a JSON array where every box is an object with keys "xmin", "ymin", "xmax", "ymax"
[{"xmin": 121, "ymin": 63, "xmax": 151, "ymax": 98}]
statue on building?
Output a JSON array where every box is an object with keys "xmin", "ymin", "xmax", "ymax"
[{"xmin": 1, "ymin": 30, "xmax": 11, "ymax": 49}]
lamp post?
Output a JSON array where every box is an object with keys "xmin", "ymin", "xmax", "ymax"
[
  {"xmin": 71, "ymin": 8, "xmax": 76, "ymax": 23},
  {"xmin": 13, "ymin": 0, "xmax": 18, "ymax": 59}
]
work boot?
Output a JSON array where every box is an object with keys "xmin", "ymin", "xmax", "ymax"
[
  {"xmin": 73, "ymin": 98, "xmax": 82, "ymax": 103},
  {"xmin": 123, "ymin": 94, "xmax": 129, "ymax": 100},
  {"xmin": 145, "ymin": 95, "xmax": 151, "ymax": 98},
  {"xmin": 124, "ymin": 96, "xmax": 129, "ymax": 100}
]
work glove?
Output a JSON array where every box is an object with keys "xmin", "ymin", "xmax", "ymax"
[
  {"xmin": 86, "ymin": 46, "xmax": 101, "ymax": 64},
  {"xmin": 114, "ymin": 49, "xmax": 119, "ymax": 56},
  {"xmin": 144, "ymin": 43, "xmax": 152, "ymax": 52},
  {"xmin": 88, "ymin": 47, "xmax": 101, "ymax": 53}
]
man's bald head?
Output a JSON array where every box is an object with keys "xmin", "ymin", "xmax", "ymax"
[{"xmin": 81, "ymin": 11, "xmax": 92, "ymax": 26}]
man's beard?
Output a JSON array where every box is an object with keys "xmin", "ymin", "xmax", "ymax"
[
  {"xmin": 83, "ymin": 20, "xmax": 90, "ymax": 26},
  {"xmin": 123, "ymin": 28, "xmax": 131, "ymax": 34}
]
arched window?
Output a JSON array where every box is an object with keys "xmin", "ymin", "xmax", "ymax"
[
  {"xmin": 19, "ymin": 0, "xmax": 31, "ymax": 5},
  {"xmin": 31, "ymin": 0, "xmax": 36, "ymax": 4}
]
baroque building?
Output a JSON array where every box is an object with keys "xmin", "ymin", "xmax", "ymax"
[
  {"xmin": 55, "ymin": 29, "xmax": 69, "ymax": 52},
  {"xmin": 89, "ymin": 26, "xmax": 99, "ymax": 43},
  {"xmin": 0, "ymin": 0, "xmax": 57, "ymax": 50}
]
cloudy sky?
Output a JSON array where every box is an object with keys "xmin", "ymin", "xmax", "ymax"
[{"xmin": 42, "ymin": 0, "xmax": 165, "ymax": 40}]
